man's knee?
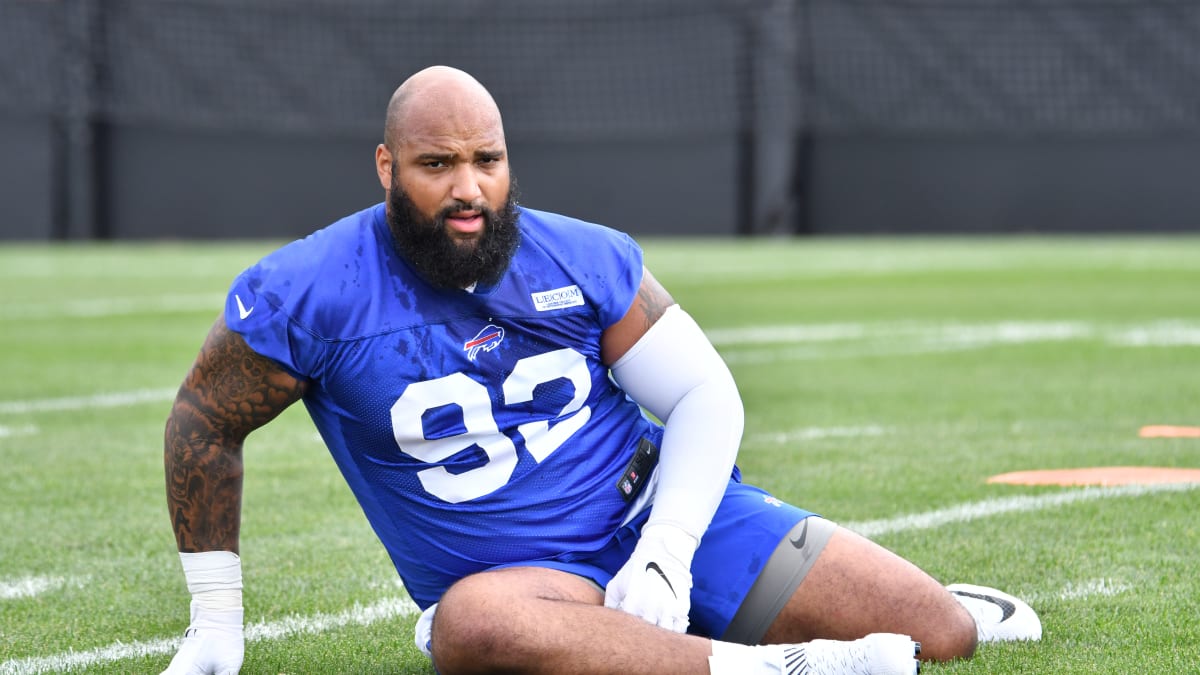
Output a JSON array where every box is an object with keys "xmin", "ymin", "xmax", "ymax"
[
  {"xmin": 899, "ymin": 587, "xmax": 979, "ymax": 662},
  {"xmin": 430, "ymin": 573, "xmax": 518, "ymax": 673},
  {"xmin": 937, "ymin": 601, "xmax": 979, "ymax": 661},
  {"xmin": 429, "ymin": 567, "xmax": 602, "ymax": 673}
]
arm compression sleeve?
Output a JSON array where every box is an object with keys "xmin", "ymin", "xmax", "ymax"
[{"xmin": 610, "ymin": 304, "xmax": 744, "ymax": 542}]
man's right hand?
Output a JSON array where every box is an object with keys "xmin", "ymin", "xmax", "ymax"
[
  {"xmin": 604, "ymin": 523, "xmax": 697, "ymax": 633},
  {"xmin": 161, "ymin": 602, "xmax": 244, "ymax": 675}
]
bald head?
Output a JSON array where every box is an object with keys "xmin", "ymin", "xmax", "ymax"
[
  {"xmin": 373, "ymin": 65, "xmax": 514, "ymax": 279},
  {"xmin": 383, "ymin": 66, "xmax": 504, "ymax": 152}
]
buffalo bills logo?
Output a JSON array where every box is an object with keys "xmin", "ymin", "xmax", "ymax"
[{"xmin": 463, "ymin": 324, "xmax": 505, "ymax": 361}]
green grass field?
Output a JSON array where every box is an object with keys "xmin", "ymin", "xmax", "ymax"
[{"xmin": 1, "ymin": 236, "xmax": 1197, "ymax": 674}]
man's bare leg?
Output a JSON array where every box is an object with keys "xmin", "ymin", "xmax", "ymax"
[
  {"xmin": 430, "ymin": 565, "xmax": 919, "ymax": 675},
  {"xmin": 431, "ymin": 566, "xmax": 712, "ymax": 674},
  {"xmin": 761, "ymin": 526, "xmax": 978, "ymax": 661}
]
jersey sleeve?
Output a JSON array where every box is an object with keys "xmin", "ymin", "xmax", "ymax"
[
  {"xmin": 224, "ymin": 262, "xmax": 325, "ymax": 381},
  {"xmin": 517, "ymin": 208, "xmax": 645, "ymax": 330},
  {"xmin": 595, "ymin": 230, "xmax": 645, "ymax": 330}
]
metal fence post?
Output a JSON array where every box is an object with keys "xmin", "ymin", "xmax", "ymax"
[{"xmin": 56, "ymin": 0, "xmax": 103, "ymax": 240}]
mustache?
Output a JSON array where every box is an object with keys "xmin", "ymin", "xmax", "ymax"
[{"xmin": 438, "ymin": 200, "xmax": 490, "ymax": 219}]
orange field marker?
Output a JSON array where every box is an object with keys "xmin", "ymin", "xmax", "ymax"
[{"xmin": 1139, "ymin": 425, "xmax": 1200, "ymax": 438}]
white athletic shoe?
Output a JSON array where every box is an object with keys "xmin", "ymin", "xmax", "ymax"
[
  {"xmin": 786, "ymin": 633, "xmax": 920, "ymax": 675},
  {"xmin": 947, "ymin": 583, "xmax": 1042, "ymax": 642}
]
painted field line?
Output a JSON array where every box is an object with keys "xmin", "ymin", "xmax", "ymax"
[
  {"xmin": 844, "ymin": 482, "xmax": 1200, "ymax": 538},
  {"xmin": 0, "ymin": 575, "xmax": 81, "ymax": 601},
  {"xmin": 1050, "ymin": 578, "xmax": 1131, "ymax": 602},
  {"xmin": 0, "ymin": 596, "xmax": 420, "ymax": 675},
  {"xmin": 722, "ymin": 341, "xmax": 971, "ymax": 365},
  {"xmin": 0, "ymin": 424, "xmax": 38, "ymax": 439},
  {"xmin": 1112, "ymin": 321, "xmax": 1200, "ymax": 347},
  {"xmin": 707, "ymin": 320, "xmax": 1091, "ymax": 348},
  {"xmin": 0, "ymin": 293, "xmax": 222, "ymax": 321},
  {"xmin": 1020, "ymin": 578, "xmax": 1131, "ymax": 606},
  {"xmin": 0, "ymin": 388, "xmax": 176, "ymax": 415},
  {"xmin": 708, "ymin": 320, "xmax": 1200, "ymax": 361},
  {"xmin": 748, "ymin": 425, "xmax": 888, "ymax": 444}
]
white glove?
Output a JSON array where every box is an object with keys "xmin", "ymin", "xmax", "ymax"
[
  {"xmin": 162, "ymin": 551, "xmax": 244, "ymax": 675},
  {"xmin": 604, "ymin": 523, "xmax": 698, "ymax": 633}
]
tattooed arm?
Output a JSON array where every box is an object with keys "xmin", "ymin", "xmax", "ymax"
[
  {"xmin": 160, "ymin": 315, "xmax": 308, "ymax": 673},
  {"xmin": 165, "ymin": 315, "xmax": 308, "ymax": 553},
  {"xmin": 600, "ymin": 265, "xmax": 744, "ymax": 633},
  {"xmin": 599, "ymin": 266, "xmax": 675, "ymax": 365}
]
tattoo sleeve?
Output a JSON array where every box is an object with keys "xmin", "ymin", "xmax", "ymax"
[
  {"xmin": 164, "ymin": 318, "xmax": 307, "ymax": 553},
  {"xmin": 634, "ymin": 280, "xmax": 672, "ymax": 331},
  {"xmin": 599, "ymin": 266, "xmax": 677, "ymax": 365}
]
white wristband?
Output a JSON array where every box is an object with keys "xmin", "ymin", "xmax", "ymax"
[{"xmin": 180, "ymin": 551, "xmax": 243, "ymax": 612}]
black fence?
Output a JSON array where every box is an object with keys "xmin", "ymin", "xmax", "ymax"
[{"xmin": 3, "ymin": 0, "xmax": 1200, "ymax": 240}]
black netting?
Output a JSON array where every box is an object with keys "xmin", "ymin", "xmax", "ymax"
[
  {"xmin": 0, "ymin": 1, "xmax": 66, "ymax": 115},
  {"xmin": 97, "ymin": 0, "xmax": 757, "ymax": 138},
  {"xmin": 4, "ymin": 0, "xmax": 1200, "ymax": 136},
  {"xmin": 803, "ymin": 1, "xmax": 1200, "ymax": 135}
]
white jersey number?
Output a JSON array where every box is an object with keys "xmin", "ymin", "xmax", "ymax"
[{"xmin": 389, "ymin": 348, "xmax": 592, "ymax": 503}]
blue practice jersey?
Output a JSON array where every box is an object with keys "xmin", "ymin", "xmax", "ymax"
[{"xmin": 224, "ymin": 204, "xmax": 664, "ymax": 607}]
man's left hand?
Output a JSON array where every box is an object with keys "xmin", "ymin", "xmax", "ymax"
[{"xmin": 604, "ymin": 524, "xmax": 697, "ymax": 633}]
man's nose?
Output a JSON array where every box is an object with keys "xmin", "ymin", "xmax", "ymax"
[{"xmin": 449, "ymin": 164, "xmax": 483, "ymax": 204}]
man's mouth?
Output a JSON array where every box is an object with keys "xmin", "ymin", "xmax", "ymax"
[{"xmin": 445, "ymin": 210, "xmax": 484, "ymax": 236}]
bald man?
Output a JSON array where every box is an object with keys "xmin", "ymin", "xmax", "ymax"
[{"xmin": 160, "ymin": 66, "xmax": 1039, "ymax": 675}]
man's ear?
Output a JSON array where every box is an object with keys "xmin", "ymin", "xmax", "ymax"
[{"xmin": 375, "ymin": 144, "xmax": 392, "ymax": 191}]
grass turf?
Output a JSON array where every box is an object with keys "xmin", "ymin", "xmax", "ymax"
[{"xmin": 0, "ymin": 235, "xmax": 1197, "ymax": 673}]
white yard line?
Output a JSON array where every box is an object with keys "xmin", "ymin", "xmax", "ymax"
[
  {"xmin": 0, "ymin": 425, "xmax": 38, "ymax": 439},
  {"xmin": 721, "ymin": 341, "xmax": 978, "ymax": 365},
  {"xmin": 0, "ymin": 294, "xmax": 222, "ymax": 321},
  {"xmin": 844, "ymin": 482, "xmax": 1200, "ymax": 538},
  {"xmin": 709, "ymin": 320, "xmax": 1200, "ymax": 348},
  {"xmin": 1034, "ymin": 578, "xmax": 1132, "ymax": 604},
  {"xmin": 1109, "ymin": 321, "xmax": 1200, "ymax": 346},
  {"xmin": 1056, "ymin": 578, "xmax": 1132, "ymax": 600},
  {"xmin": 646, "ymin": 247, "xmax": 1200, "ymax": 285},
  {"xmin": 0, "ymin": 596, "xmax": 420, "ymax": 675},
  {"xmin": 748, "ymin": 425, "xmax": 889, "ymax": 444},
  {"xmin": 707, "ymin": 320, "xmax": 1093, "ymax": 348},
  {"xmin": 0, "ymin": 575, "xmax": 80, "ymax": 601},
  {"xmin": 0, "ymin": 388, "xmax": 176, "ymax": 415},
  {"xmin": 705, "ymin": 323, "xmax": 871, "ymax": 345},
  {"xmin": 711, "ymin": 320, "xmax": 1200, "ymax": 365}
]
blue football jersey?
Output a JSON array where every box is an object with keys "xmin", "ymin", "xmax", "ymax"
[{"xmin": 224, "ymin": 203, "xmax": 664, "ymax": 607}]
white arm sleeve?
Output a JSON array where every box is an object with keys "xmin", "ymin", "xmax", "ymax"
[{"xmin": 610, "ymin": 304, "xmax": 744, "ymax": 543}]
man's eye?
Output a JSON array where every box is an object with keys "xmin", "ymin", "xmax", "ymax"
[{"xmin": 424, "ymin": 160, "xmax": 447, "ymax": 169}]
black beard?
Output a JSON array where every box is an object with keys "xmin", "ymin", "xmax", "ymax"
[{"xmin": 386, "ymin": 175, "xmax": 521, "ymax": 290}]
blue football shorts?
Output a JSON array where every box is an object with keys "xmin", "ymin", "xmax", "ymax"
[{"xmin": 509, "ymin": 479, "xmax": 818, "ymax": 640}]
